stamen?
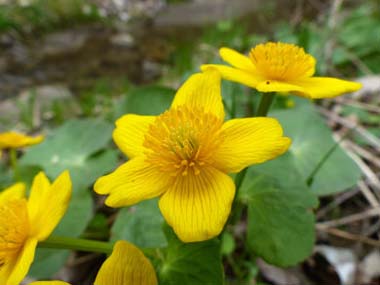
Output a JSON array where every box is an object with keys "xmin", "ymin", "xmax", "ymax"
[
  {"xmin": 143, "ymin": 106, "xmax": 224, "ymax": 177},
  {"xmin": 249, "ymin": 42, "xmax": 316, "ymax": 81}
]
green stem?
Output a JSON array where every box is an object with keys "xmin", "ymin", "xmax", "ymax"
[
  {"xmin": 230, "ymin": 92, "xmax": 236, "ymax": 118},
  {"xmin": 228, "ymin": 92, "xmax": 277, "ymax": 230},
  {"xmin": 10, "ymin": 149, "xmax": 19, "ymax": 181},
  {"xmin": 234, "ymin": 168, "xmax": 248, "ymax": 195},
  {"xmin": 255, "ymin": 92, "xmax": 276, "ymax": 117},
  {"xmin": 38, "ymin": 236, "xmax": 114, "ymax": 255},
  {"xmin": 233, "ymin": 92, "xmax": 276, "ymax": 196},
  {"xmin": 306, "ymin": 131, "xmax": 351, "ymax": 187}
]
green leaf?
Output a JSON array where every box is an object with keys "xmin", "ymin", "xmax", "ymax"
[
  {"xmin": 30, "ymin": 190, "xmax": 93, "ymax": 278},
  {"xmin": 338, "ymin": 5, "xmax": 380, "ymax": 57},
  {"xmin": 270, "ymin": 104, "xmax": 361, "ymax": 196},
  {"xmin": 15, "ymin": 164, "xmax": 42, "ymax": 188},
  {"xmin": 240, "ymin": 171, "xmax": 317, "ymax": 267},
  {"xmin": 221, "ymin": 232, "xmax": 235, "ymax": 256},
  {"xmin": 29, "ymin": 249, "xmax": 70, "ymax": 279},
  {"xmin": 0, "ymin": 160, "xmax": 12, "ymax": 189},
  {"xmin": 159, "ymin": 226, "xmax": 224, "ymax": 285},
  {"xmin": 20, "ymin": 118, "xmax": 116, "ymax": 190},
  {"xmin": 21, "ymin": 119, "xmax": 117, "ymax": 278},
  {"xmin": 114, "ymin": 86, "xmax": 175, "ymax": 119},
  {"xmin": 111, "ymin": 199, "xmax": 167, "ymax": 248}
]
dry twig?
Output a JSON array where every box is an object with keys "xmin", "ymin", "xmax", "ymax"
[
  {"xmin": 339, "ymin": 139, "xmax": 380, "ymax": 193},
  {"xmin": 318, "ymin": 107, "xmax": 380, "ymax": 151},
  {"xmin": 357, "ymin": 180, "xmax": 380, "ymax": 208},
  {"xmin": 317, "ymin": 207, "xmax": 380, "ymax": 229},
  {"xmin": 316, "ymin": 188, "xmax": 360, "ymax": 219},
  {"xmin": 317, "ymin": 227, "xmax": 380, "ymax": 247},
  {"xmin": 345, "ymin": 140, "xmax": 380, "ymax": 169},
  {"xmin": 336, "ymin": 97, "xmax": 380, "ymax": 114}
]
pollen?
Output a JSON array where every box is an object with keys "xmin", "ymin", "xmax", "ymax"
[
  {"xmin": 143, "ymin": 106, "xmax": 224, "ymax": 176},
  {"xmin": 249, "ymin": 42, "xmax": 316, "ymax": 81},
  {"xmin": 0, "ymin": 199, "xmax": 29, "ymax": 266}
]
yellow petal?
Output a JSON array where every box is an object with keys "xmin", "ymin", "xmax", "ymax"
[
  {"xmin": 213, "ymin": 118, "xmax": 291, "ymax": 173},
  {"xmin": 0, "ymin": 183, "xmax": 26, "ymax": 204},
  {"xmin": 0, "ymin": 254, "xmax": 17, "ymax": 284},
  {"xmin": 171, "ymin": 69, "xmax": 224, "ymax": 120},
  {"xmin": 201, "ymin": 64, "xmax": 261, "ymax": 89},
  {"xmin": 159, "ymin": 166, "xmax": 235, "ymax": 242},
  {"xmin": 256, "ymin": 80, "xmax": 309, "ymax": 97},
  {"xmin": 28, "ymin": 171, "xmax": 72, "ymax": 241},
  {"xmin": 0, "ymin": 132, "xmax": 44, "ymax": 149},
  {"xmin": 94, "ymin": 156, "xmax": 170, "ymax": 207},
  {"xmin": 113, "ymin": 115, "xmax": 156, "ymax": 158},
  {"xmin": 6, "ymin": 238, "xmax": 38, "ymax": 285},
  {"xmin": 219, "ymin": 47, "xmax": 255, "ymax": 72},
  {"xmin": 289, "ymin": 77, "xmax": 362, "ymax": 99},
  {"xmin": 29, "ymin": 281, "xmax": 70, "ymax": 285},
  {"xmin": 94, "ymin": 240, "xmax": 158, "ymax": 285}
]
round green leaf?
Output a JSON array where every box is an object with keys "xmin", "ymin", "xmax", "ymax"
[
  {"xmin": 159, "ymin": 226, "xmax": 224, "ymax": 285},
  {"xmin": 271, "ymin": 104, "xmax": 361, "ymax": 196},
  {"xmin": 241, "ymin": 173, "xmax": 317, "ymax": 267},
  {"xmin": 111, "ymin": 199, "xmax": 167, "ymax": 248}
]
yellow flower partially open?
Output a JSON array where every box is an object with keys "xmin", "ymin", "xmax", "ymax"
[
  {"xmin": 201, "ymin": 42, "xmax": 362, "ymax": 99},
  {"xmin": 0, "ymin": 171, "xmax": 72, "ymax": 285},
  {"xmin": 0, "ymin": 132, "xmax": 44, "ymax": 149},
  {"xmin": 94, "ymin": 70, "xmax": 291, "ymax": 242},
  {"xmin": 29, "ymin": 240, "xmax": 157, "ymax": 285},
  {"xmin": 94, "ymin": 240, "xmax": 157, "ymax": 285}
]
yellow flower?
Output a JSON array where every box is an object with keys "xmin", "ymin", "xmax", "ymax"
[
  {"xmin": 94, "ymin": 70, "xmax": 291, "ymax": 242},
  {"xmin": 29, "ymin": 281, "xmax": 70, "ymax": 285},
  {"xmin": 0, "ymin": 132, "xmax": 44, "ymax": 149},
  {"xmin": 29, "ymin": 240, "xmax": 158, "ymax": 285},
  {"xmin": 94, "ymin": 240, "xmax": 157, "ymax": 285},
  {"xmin": 0, "ymin": 171, "xmax": 72, "ymax": 285},
  {"xmin": 201, "ymin": 42, "xmax": 362, "ymax": 99}
]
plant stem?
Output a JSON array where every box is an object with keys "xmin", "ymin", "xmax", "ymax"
[
  {"xmin": 230, "ymin": 92, "xmax": 236, "ymax": 118},
  {"xmin": 233, "ymin": 92, "xmax": 276, "ymax": 194},
  {"xmin": 9, "ymin": 149, "xmax": 19, "ymax": 181},
  {"xmin": 234, "ymin": 168, "xmax": 248, "ymax": 195},
  {"xmin": 38, "ymin": 236, "xmax": 114, "ymax": 255},
  {"xmin": 228, "ymin": 92, "xmax": 277, "ymax": 230},
  {"xmin": 306, "ymin": 131, "xmax": 350, "ymax": 186},
  {"xmin": 255, "ymin": 92, "xmax": 276, "ymax": 117}
]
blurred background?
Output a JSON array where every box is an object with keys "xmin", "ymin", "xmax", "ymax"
[
  {"xmin": 0, "ymin": 0, "xmax": 379, "ymax": 125},
  {"xmin": 0, "ymin": 0, "xmax": 380, "ymax": 284}
]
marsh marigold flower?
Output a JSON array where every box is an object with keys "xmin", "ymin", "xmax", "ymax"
[
  {"xmin": 94, "ymin": 70, "xmax": 291, "ymax": 242},
  {"xmin": 201, "ymin": 42, "xmax": 362, "ymax": 98},
  {"xmin": 0, "ymin": 132, "xmax": 44, "ymax": 149},
  {"xmin": 0, "ymin": 171, "xmax": 71, "ymax": 285},
  {"xmin": 29, "ymin": 240, "xmax": 158, "ymax": 285}
]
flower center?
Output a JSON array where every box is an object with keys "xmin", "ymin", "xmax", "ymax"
[
  {"xmin": 0, "ymin": 199, "xmax": 29, "ymax": 267},
  {"xmin": 249, "ymin": 42, "xmax": 316, "ymax": 81},
  {"xmin": 143, "ymin": 106, "xmax": 224, "ymax": 176}
]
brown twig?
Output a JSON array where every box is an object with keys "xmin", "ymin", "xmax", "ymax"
[
  {"xmin": 317, "ymin": 227, "xmax": 380, "ymax": 247},
  {"xmin": 357, "ymin": 180, "xmax": 380, "ymax": 208},
  {"xmin": 317, "ymin": 207, "xmax": 380, "ymax": 229},
  {"xmin": 316, "ymin": 188, "xmax": 360, "ymax": 219},
  {"xmin": 336, "ymin": 97, "xmax": 380, "ymax": 114},
  {"xmin": 318, "ymin": 107, "xmax": 380, "ymax": 150},
  {"xmin": 338, "ymin": 138, "xmax": 380, "ymax": 193},
  {"xmin": 345, "ymin": 140, "xmax": 380, "ymax": 169}
]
